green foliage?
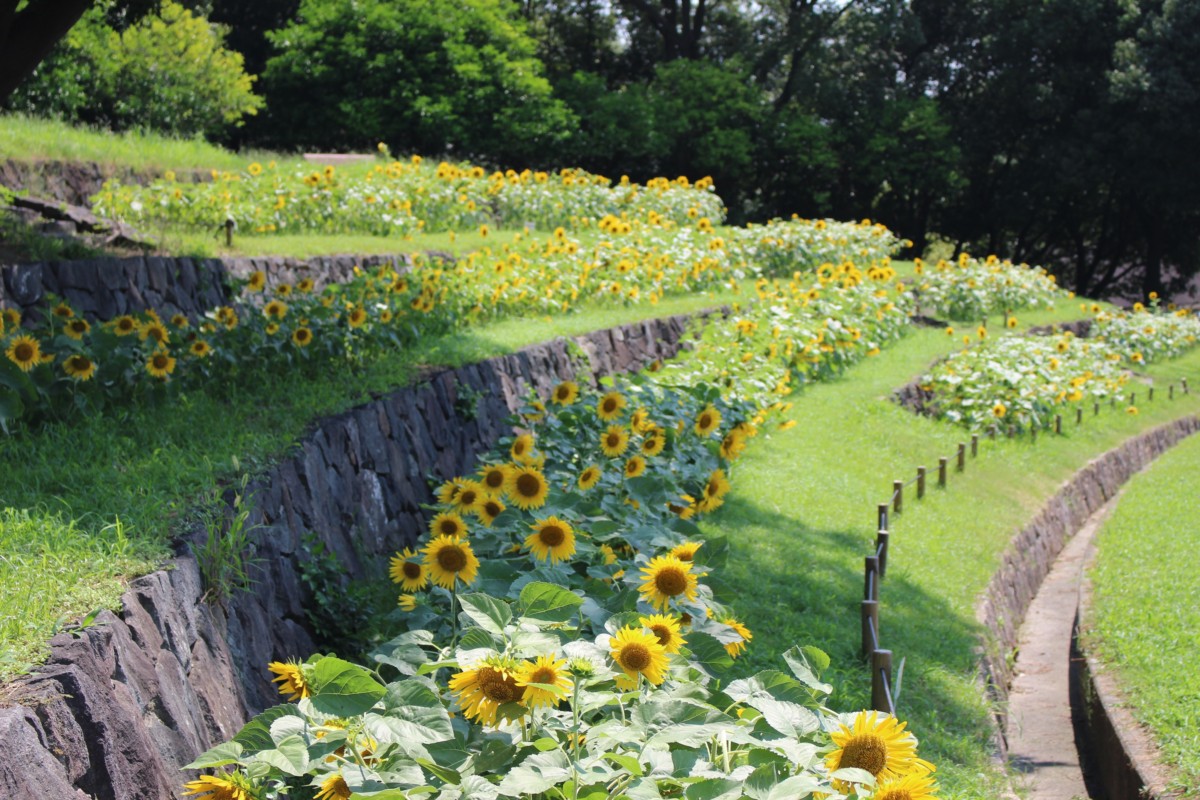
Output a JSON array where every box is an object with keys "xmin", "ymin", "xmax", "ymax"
[
  {"xmin": 7, "ymin": 2, "xmax": 263, "ymax": 139},
  {"xmin": 297, "ymin": 532, "xmax": 393, "ymax": 658},
  {"xmin": 191, "ymin": 473, "xmax": 261, "ymax": 604},
  {"xmin": 259, "ymin": 0, "xmax": 574, "ymax": 161}
]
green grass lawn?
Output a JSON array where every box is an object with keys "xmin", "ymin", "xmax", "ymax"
[
  {"xmin": 159, "ymin": 227, "xmax": 548, "ymax": 260},
  {"xmin": 0, "ymin": 286, "xmax": 744, "ymax": 679},
  {"xmin": 1084, "ymin": 433, "xmax": 1200, "ymax": 794},
  {"xmin": 0, "ymin": 113, "xmax": 287, "ymax": 172},
  {"xmin": 701, "ymin": 308, "xmax": 1200, "ymax": 798}
]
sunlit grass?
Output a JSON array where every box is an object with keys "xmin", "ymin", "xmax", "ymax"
[{"xmin": 1085, "ymin": 434, "xmax": 1200, "ymax": 794}]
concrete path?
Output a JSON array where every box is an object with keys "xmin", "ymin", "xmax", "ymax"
[{"xmin": 1005, "ymin": 495, "xmax": 1120, "ymax": 800}]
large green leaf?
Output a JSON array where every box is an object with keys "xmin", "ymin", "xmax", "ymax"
[
  {"xmin": 458, "ymin": 593, "xmax": 513, "ymax": 634},
  {"xmin": 683, "ymin": 778, "xmax": 743, "ymax": 800},
  {"xmin": 518, "ymin": 581, "xmax": 582, "ymax": 623},
  {"xmin": 254, "ymin": 734, "xmax": 310, "ymax": 776},
  {"xmin": 308, "ymin": 656, "xmax": 387, "ymax": 717},
  {"xmin": 231, "ymin": 704, "xmax": 303, "ymax": 753},
  {"xmin": 495, "ymin": 748, "xmax": 571, "ymax": 796},
  {"xmin": 781, "ymin": 646, "xmax": 832, "ymax": 694},
  {"xmin": 183, "ymin": 741, "xmax": 243, "ymax": 769}
]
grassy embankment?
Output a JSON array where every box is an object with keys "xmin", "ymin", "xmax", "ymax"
[
  {"xmin": 1085, "ymin": 433, "xmax": 1200, "ymax": 794},
  {"xmin": 701, "ymin": 306, "xmax": 1200, "ymax": 798}
]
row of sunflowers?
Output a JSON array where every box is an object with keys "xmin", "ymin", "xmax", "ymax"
[
  {"xmin": 0, "ymin": 214, "xmax": 900, "ymax": 431},
  {"xmin": 911, "ymin": 253, "xmax": 1064, "ymax": 321},
  {"xmin": 183, "ymin": 258, "xmax": 942, "ymax": 800},
  {"xmin": 917, "ymin": 298, "xmax": 1199, "ymax": 430}
]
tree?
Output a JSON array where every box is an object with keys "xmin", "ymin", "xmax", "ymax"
[{"xmin": 0, "ymin": 0, "xmax": 94, "ymax": 102}]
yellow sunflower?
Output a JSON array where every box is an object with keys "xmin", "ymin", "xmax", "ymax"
[
  {"xmin": 670, "ymin": 542, "xmax": 703, "ymax": 562},
  {"xmin": 721, "ymin": 617, "xmax": 752, "ymax": 658},
  {"xmin": 268, "ymin": 660, "xmax": 311, "ymax": 701},
  {"xmin": 525, "ymin": 516, "xmax": 577, "ymax": 563},
  {"xmin": 641, "ymin": 430, "xmax": 666, "ymax": 457},
  {"xmin": 515, "ymin": 655, "xmax": 573, "ymax": 709},
  {"xmin": 510, "ymin": 434, "xmax": 536, "ymax": 464},
  {"xmin": 190, "ymin": 340, "xmax": 213, "ymax": 357},
  {"xmin": 719, "ymin": 430, "xmax": 746, "ymax": 460},
  {"xmin": 64, "ymin": 318, "xmax": 91, "ymax": 340},
  {"xmin": 292, "ymin": 327, "xmax": 313, "ymax": 347},
  {"xmin": 63, "ymin": 354, "xmax": 96, "ymax": 381},
  {"xmin": 477, "ymin": 497, "xmax": 505, "ymax": 526},
  {"xmin": 704, "ymin": 469, "xmax": 731, "ymax": 500},
  {"xmin": 638, "ymin": 555, "xmax": 698, "ymax": 611},
  {"xmin": 578, "ymin": 465, "xmax": 602, "ymax": 490},
  {"xmin": 398, "ymin": 594, "xmax": 418, "ymax": 612},
  {"xmin": 146, "ymin": 350, "xmax": 176, "ymax": 379},
  {"xmin": 112, "ymin": 315, "xmax": 138, "ymax": 336},
  {"xmin": 873, "ymin": 770, "xmax": 940, "ymax": 800},
  {"xmin": 314, "ymin": 773, "xmax": 352, "ymax": 800},
  {"xmin": 625, "ymin": 455, "xmax": 647, "ymax": 478},
  {"xmin": 992, "ymin": 402, "xmax": 1007, "ymax": 418},
  {"xmin": 600, "ymin": 425, "xmax": 630, "ymax": 458},
  {"xmin": 694, "ymin": 404, "xmax": 722, "ymax": 436},
  {"xmin": 388, "ymin": 548, "xmax": 429, "ymax": 591},
  {"xmin": 552, "ymin": 380, "xmax": 579, "ymax": 405},
  {"xmin": 183, "ymin": 773, "xmax": 257, "ymax": 800},
  {"xmin": 428, "ymin": 511, "xmax": 468, "ymax": 539},
  {"xmin": 597, "ymin": 391, "xmax": 626, "ymax": 421},
  {"xmin": 263, "ymin": 300, "xmax": 288, "ymax": 319},
  {"xmin": 826, "ymin": 711, "xmax": 935, "ymax": 786},
  {"xmin": 505, "ymin": 466, "xmax": 550, "ymax": 510},
  {"xmin": 347, "ymin": 305, "xmax": 368, "ymax": 328},
  {"xmin": 478, "ymin": 463, "xmax": 512, "ymax": 495},
  {"xmin": 215, "ymin": 306, "xmax": 239, "ymax": 330},
  {"xmin": 246, "ymin": 270, "xmax": 266, "ymax": 292},
  {"xmin": 451, "ymin": 481, "xmax": 487, "ymax": 515},
  {"xmin": 449, "ymin": 657, "xmax": 526, "ymax": 726},
  {"xmin": 140, "ymin": 320, "xmax": 170, "ymax": 345},
  {"xmin": 5, "ymin": 335, "xmax": 42, "ymax": 372},
  {"xmin": 52, "ymin": 302, "xmax": 74, "ymax": 319},
  {"xmin": 296, "ymin": 278, "xmax": 315, "ymax": 293},
  {"xmin": 609, "ymin": 625, "xmax": 669, "ymax": 686},
  {"xmin": 424, "ymin": 535, "xmax": 480, "ymax": 589},
  {"xmin": 639, "ymin": 614, "xmax": 686, "ymax": 654}
]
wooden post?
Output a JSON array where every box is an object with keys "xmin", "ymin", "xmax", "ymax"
[
  {"xmin": 1170, "ymin": 384, "xmax": 1175, "ymax": 400},
  {"xmin": 1007, "ymin": 425, "xmax": 1015, "ymax": 438},
  {"xmin": 972, "ymin": 434, "xmax": 980, "ymax": 456},
  {"xmin": 1183, "ymin": 378, "xmax": 1189, "ymax": 395},
  {"xmin": 893, "ymin": 480, "xmax": 903, "ymax": 514},
  {"xmin": 861, "ymin": 601, "xmax": 879, "ymax": 657},
  {"xmin": 1130, "ymin": 392, "xmax": 1136, "ymax": 406},
  {"xmin": 1111, "ymin": 396, "xmax": 1117, "ymax": 409},
  {"xmin": 872, "ymin": 649, "xmax": 894, "ymax": 713},
  {"xmin": 1031, "ymin": 425, "xmax": 1037, "ymax": 443},
  {"xmin": 876, "ymin": 529, "xmax": 890, "ymax": 577},
  {"xmin": 989, "ymin": 425, "xmax": 998, "ymax": 440},
  {"xmin": 224, "ymin": 218, "xmax": 234, "ymax": 247},
  {"xmin": 1148, "ymin": 386, "xmax": 1154, "ymax": 402},
  {"xmin": 917, "ymin": 466, "xmax": 926, "ymax": 499},
  {"xmin": 938, "ymin": 457, "xmax": 948, "ymax": 487},
  {"xmin": 1055, "ymin": 414, "xmax": 1062, "ymax": 435},
  {"xmin": 1094, "ymin": 401, "xmax": 1100, "ymax": 416},
  {"xmin": 865, "ymin": 556, "xmax": 880, "ymax": 601},
  {"xmin": 877, "ymin": 503, "xmax": 888, "ymax": 531},
  {"xmin": 957, "ymin": 443, "xmax": 966, "ymax": 471},
  {"xmin": 1076, "ymin": 407, "xmax": 1083, "ymax": 425}
]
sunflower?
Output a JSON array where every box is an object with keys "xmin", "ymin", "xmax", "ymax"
[
  {"xmin": 719, "ymin": 430, "xmax": 746, "ymax": 460},
  {"xmin": 398, "ymin": 594, "xmax": 418, "ymax": 612},
  {"xmin": 478, "ymin": 463, "xmax": 511, "ymax": 494},
  {"xmin": 510, "ymin": 434, "xmax": 536, "ymax": 464},
  {"xmin": 246, "ymin": 270, "xmax": 267, "ymax": 292},
  {"xmin": 505, "ymin": 466, "xmax": 550, "ymax": 510},
  {"xmin": 423, "ymin": 534, "xmax": 480, "ymax": 589},
  {"xmin": 112, "ymin": 315, "xmax": 138, "ymax": 336},
  {"xmin": 449, "ymin": 657, "xmax": 526, "ymax": 726},
  {"xmin": 215, "ymin": 306, "xmax": 238, "ymax": 330},
  {"xmin": 292, "ymin": 327, "xmax": 313, "ymax": 347},
  {"xmin": 609, "ymin": 625, "xmax": 669, "ymax": 686},
  {"xmin": 552, "ymin": 380, "xmax": 579, "ymax": 405},
  {"xmin": 451, "ymin": 481, "xmax": 486, "ymax": 515},
  {"xmin": 314, "ymin": 774, "xmax": 352, "ymax": 800},
  {"xmin": 297, "ymin": 278, "xmax": 315, "ymax": 293},
  {"xmin": 477, "ymin": 497, "xmax": 505, "ymax": 526},
  {"xmin": 429, "ymin": 511, "xmax": 468, "ymax": 539},
  {"xmin": 992, "ymin": 402, "xmax": 1007, "ymax": 418},
  {"xmin": 347, "ymin": 305, "xmax": 368, "ymax": 328},
  {"xmin": 277, "ymin": 283, "xmax": 293, "ymax": 297},
  {"xmin": 625, "ymin": 455, "xmax": 647, "ymax": 478},
  {"xmin": 873, "ymin": 770, "xmax": 940, "ymax": 800},
  {"xmin": 515, "ymin": 655, "xmax": 574, "ymax": 709},
  {"xmin": 388, "ymin": 548, "xmax": 429, "ymax": 591},
  {"xmin": 268, "ymin": 660, "xmax": 311, "ymax": 701},
  {"xmin": 641, "ymin": 430, "xmax": 666, "ymax": 457},
  {"xmin": 52, "ymin": 302, "xmax": 74, "ymax": 319},
  {"xmin": 146, "ymin": 350, "xmax": 176, "ymax": 379},
  {"xmin": 670, "ymin": 542, "xmax": 702, "ymax": 562},
  {"xmin": 525, "ymin": 516, "xmax": 577, "ymax": 563},
  {"xmin": 694, "ymin": 404, "xmax": 722, "ymax": 436},
  {"xmin": 721, "ymin": 617, "xmax": 752, "ymax": 658},
  {"xmin": 437, "ymin": 478, "xmax": 466, "ymax": 505},
  {"xmin": 578, "ymin": 465, "xmax": 602, "ymax": 490},
  {"xmin": 597, "ymin": 391, "xmax": 626, "ymax": 421},
  {"xmin": 600, "ymin": 425, "xmax": 630, "ymax": 458},
  {"xmin": 263, "ymin": 300, "xmax": 288, "ymax": 319},
  {"xmin": 190, "ymin": 340, "xmax": 213, "ymax": 357},
  {"xmin": 63, "ymin": 318, "xmax": 91, "ymax": 340},
  {"xmin": 639, "ymin": 614, "xmax": 686, "ymax": 654},
  {"xmin": 5, "ymin": 335, "xmax": 42, "ymax": 372},
  {"xmin": 638, "ymin": 555, "xmax": 698, "ymax": 611},
  {"xmin": 183, "ymin": 773, "xmax": 257, "ymax": 800},
  {"xmin": 170, "ymin": 314, "xmax": 189, "ymax": 328},
  {"xmin": 704, "ymin": 469, "xmax": 731, "ymax": 500},
  {"xmin": 265, "ymin": 322, "xmax": 280, "ymax": 336},
  {"xmin": 63, "ymin": 354, "xmax": 96, "ymax": 381},
  {"xmin": 825, "ymin": 711, "xmax": 935, "ymax": 786},
  {"xmin": 140, "ymin": 320, "xmax": 170, "ymax": 346}
]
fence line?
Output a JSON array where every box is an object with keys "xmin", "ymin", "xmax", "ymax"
[{"xmin": 859, "ymin": 378, "xmax": 1184, "ymax": 715}]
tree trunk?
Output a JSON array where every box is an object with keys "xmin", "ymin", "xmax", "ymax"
[{"xmin": 0, "ymin": 0, "xmax": 95, "ymax": 102}]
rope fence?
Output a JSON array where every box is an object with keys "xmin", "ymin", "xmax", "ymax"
[{"xmin": 859, "ymin": 376, "xmax": 1188, "ymax": 714}]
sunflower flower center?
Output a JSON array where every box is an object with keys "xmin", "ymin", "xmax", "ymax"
[
  {"xmin": 14, "ymin": 343, "xmax": 33, "ymax": 361},
  {"xmin": 556, "ymin": 387, "xmax": 570, "ymax": 400},
  {"xmin": 516, "ymin": 473, "xmax": 541, "ymax": 497},
  {"xmin": 439, "ymin": 519, "xmax": 460, "ymax": 536},
  {"xmin": 650, "ymin": 625, "xmax": 672, "ymax": 646},
  {"xmin": 483, "ymin": 501, "xmax": 502, "ymax": 517},
  {"xmin": 654, "ymin": 566, "xmax": 688, "ymax": 597},
  {"xmin": 699, "ymin": 413, "xmax": 713, "ymax": 429},
  {"xmin": 479, "ymin": 668, "xmax": 520, "ymax": 702},
  {"xmin": 460, "ymin": 490, "xmax": 478, "ymax": 506},
  {"xmin": 602, "ymin": 398, "xmax": 618, "ymax": 413},
  {"xmin": 606, "ymin": 433, "xmax": 621, "ymax": 447},
  {"xmin": 437, "ymin": 545, "xmax": 468, "ymax": 572},
  {"xmin": 529, "ymin": 667, "xmax": 556, "ymax": 685},
  {"xmin": 538, "ymin": 525, "xmax": 565, "ymax": 547},
  {"xmin": 619, "ymin": 643, "xmax": 652, "ymax": 671},
  {"xmin": 402, "ymin": 562, "xmax": 422, "ymax": 579},
  {"xmin": 485, "ymin": 471, "xmax": 505, "ymax": 489},
  {"xmin": 839, "ymin": 733, "xmax": 889, "ymax": 776}
]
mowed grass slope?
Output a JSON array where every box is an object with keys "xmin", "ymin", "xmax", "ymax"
[
  {"xmin": 1085, "ymin": 433, "xmax": 1200, "ymax": 794},
  {"xmin": 0, "ymin": 286, "xmax": 743, "ymax": 678},
  {"xmin": 702, "ymin": 307, "xmax": 1200, "ymax": 798}
]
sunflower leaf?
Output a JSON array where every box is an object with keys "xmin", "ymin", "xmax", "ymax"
[
  {"xmin": 519, "ymin": 581, "xmax": 582, "ymax": 623},
  {"xmin": 183, "ymin": 740, "xmax": 244, "ymax": 769},
  {"xmin": 458, "ymin": 593, "xmax": 513, "ymax": 635},
  {"xmin": 309, "ymin": 656, "xmax": 387, "ymax": 717}
]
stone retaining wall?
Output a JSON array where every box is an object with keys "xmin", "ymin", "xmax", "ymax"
[
  {"xmin": 0, "ymin": 311, "xmax": 704, "ymax": 800},
  {"xmin": 975, "ymin": 415, "xmax": 1200, "ymax": 741},
  {"xmin": 0, "ymin": 253, "xmax": 420, "ymax": 324},
  {"xmin": 0, "ymin": 159, "xmax": 207, "ymax": 208}
]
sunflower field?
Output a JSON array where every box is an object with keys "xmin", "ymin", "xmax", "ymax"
[{"xmin": 911, "ymin": 253, "xmax": 1064, "ymax": 321}]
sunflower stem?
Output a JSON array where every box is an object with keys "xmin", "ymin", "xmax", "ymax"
[
  {"xmin": 449, "ymin": 585, "xmax": 460, "ymax": 649},
  {"xmin": 570, "ymin": 676, "xmax": 581, "ymax": 800}
]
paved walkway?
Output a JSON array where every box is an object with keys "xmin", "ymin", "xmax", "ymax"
[{"xmin": 1005, "ymin": 496, "xmax": 1119, "ymax": 800}]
